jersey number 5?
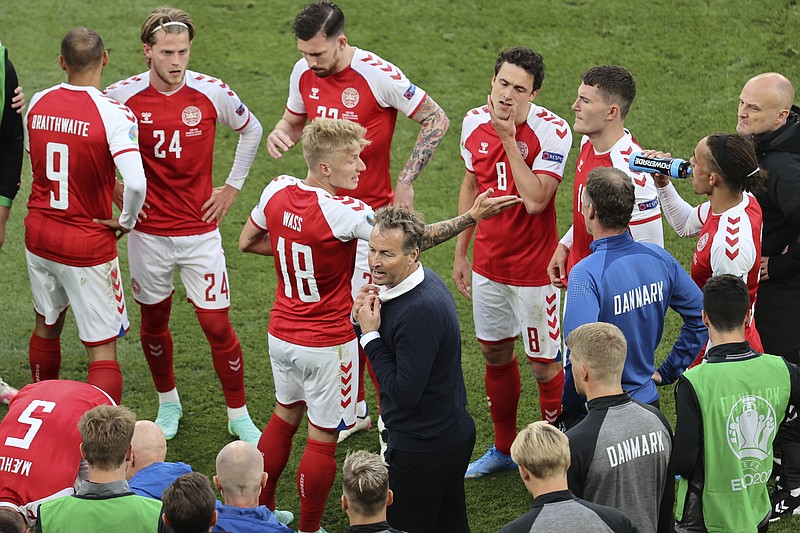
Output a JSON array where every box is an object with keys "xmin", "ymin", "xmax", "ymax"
[
  {"xmin": 4, "ymin": 400, "xmax": 56, "ymax": 450},
  {"xmin": 276, "ymin": 236, "xmax": 321, "ymax": 303}
]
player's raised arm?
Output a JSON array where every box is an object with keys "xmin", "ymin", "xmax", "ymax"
[{"xmin": 393, "ymin": 96, "xmax": 450, "ymax": 210}]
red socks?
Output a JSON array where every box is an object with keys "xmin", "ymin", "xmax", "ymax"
[
  {"xmin": 29, "ymin": 333, "xmax": 61, "ymax": 382},
  {"xmin": 297, "ymin": 439, "xmax": 337, "ymax": 533},
  {"xmin": 196, "ymin": 309, "xmax": 246, "ymax": 408},
  {"xmin": 88, "ymin": 360, "xmax": 123, "ymax": 403},
  {"xmin": 139, "ymin": 298, "xmax": 175, "ymax": 392},
  {"xmin": 538, "ymin": 369, "xmax": 564, "ymax": 424},
  {"xmin": 258, "ymin": 413, "xmax": 298, "ymax": 509},
  {"xmin": 485, "ymin": 357, "xmax": 521, "ymax": 456}
]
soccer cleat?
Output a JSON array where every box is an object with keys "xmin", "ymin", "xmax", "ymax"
[
  {"xmin": 273, "ymin": 509, "xmax": 294, "ymax": 526},
  {"xmin": 465, "ymin": 445, "xmax": 517, "ymax": 479},
  {"xmin": 154, "ymin": 402, "xmax": 183, "ymax": 440},
  {"xmin": 228, "ymin": 415, "xmax": 262, "ymax": 446},
  {"xmin": 0, "ymin": 379, "xmax": 19, "ymax": 405},
  {"xmin": 770, "ymin": 488, "xmax": 800, "ymax": 521},
  {"xmin": 337, "ymin": 414, "xmax": 372, "ymax": 443}
]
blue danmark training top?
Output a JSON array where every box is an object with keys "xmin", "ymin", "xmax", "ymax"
[{"xmin": 563, "ymin": 233, "xmax": 707, "ymax": 415}]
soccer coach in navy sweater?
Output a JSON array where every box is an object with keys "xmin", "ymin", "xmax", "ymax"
[{"xmin": 355, "ymin": 206, "xmax": 476, "ymax": 533}]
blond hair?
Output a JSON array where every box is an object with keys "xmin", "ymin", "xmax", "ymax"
[
  {"xmin": 510, "ymin": 421, "xmax": 570, "ymax": 480},
  {"xmin": 342, "ymin": 450, "xmax": 388, "ymax": 516},
  {"xmin": 566, "ymin": 322, "xmax": 627, "ymax": 385},
  {"xmin": 301, "ymin": 118, "xmax": 369, "ymax": 170},
  {"xmin": 78, "ymin": 405, "xmax": 136, "ymax": 470}
]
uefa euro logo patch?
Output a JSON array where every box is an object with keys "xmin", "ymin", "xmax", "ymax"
[{"xmin": 129, "ymin": 125, "xmax": 138, "ymax": 143}]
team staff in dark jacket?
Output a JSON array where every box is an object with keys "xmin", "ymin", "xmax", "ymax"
[
  {"xmin": 565, "ymin": 322, "xmax": 674, "ymax": 533},
  {"xmin": 737, "ymin": 73, "xmax": 800, "ymax": 362},
  {"xmin": 674, "ymin": 275, "xmax": 800, "ymax": 531},
  {"xmin": 356, "ymin": 206, "xmax": 476, "ymax": 533},
  {"xmin": 502, "ymin": 421, "xmax": 638, "ymax": 533}
]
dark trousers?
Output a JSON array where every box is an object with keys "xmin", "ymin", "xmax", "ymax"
[{"xmin": 386, "ymin": 432, "xmax": 476, "ymax": 533}]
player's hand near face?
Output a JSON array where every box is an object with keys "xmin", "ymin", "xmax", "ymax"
[
  {"xmin": 487, "ymin": 94, "xmax": 517, "ymax": 142},
  {"xmin": 202, "ymin": 184, "xmax": 238, "ymax": 223},
  {"xmin": 467, "ymin": 187, "xmax": 523, "ymax": 222},
  {"xmin": 547, "ymin": 243, "xmax": 570, "ymax": 289},
  {"xmin": 641, "ymin": 149, "xmax": 673, "ymax": 188},
  {"xmin": 358, "ymin": 294, "xmax": 382, "ymax": 333}
]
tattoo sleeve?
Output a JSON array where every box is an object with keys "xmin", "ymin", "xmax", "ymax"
[
  {"xmin": 396, "ymin": 97, "xmax": 449, "ymax": 186},
  {"xmin": 421, "ymin": 213, "xmax": 477, "ymax": 251}
]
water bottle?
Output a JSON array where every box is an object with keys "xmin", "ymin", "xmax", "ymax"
[{"xmin": 629, "ymin": 152, "xmax": 692, "ymax": 179}]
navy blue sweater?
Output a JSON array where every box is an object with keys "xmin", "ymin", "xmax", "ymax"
[{"xmin": 363, "ymin": 268, "xmax": 475, "ymax": 452}]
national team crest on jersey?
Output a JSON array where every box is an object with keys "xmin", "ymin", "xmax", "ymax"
[
  {"xmin": 517, "ymin": 141, "xmax": 529, "ymax": 160},
  {"xmin": 342, "ymin": 88, "xmax": 360, "ymax": 109},
  {"xmin": 182, "ymin": 106, "xmax": 202, "ymax": 127},
  {"xmin": 697, "ymin": 232, "xmax": 710, "ymax": 252}
]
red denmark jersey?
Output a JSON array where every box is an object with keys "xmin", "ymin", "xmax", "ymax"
[
  {"xmin": 286, "ymin": 48, "xmax": 427, "ymax": 209},
  {"xmin": 460, "ymin": 104, "xmax": 572, "ymax": 286},
  {"xmin": 567, "ymin": 133, "xmax": 663, "ymax": 274},
  {"xmin": 106, "ymin": 71, "xmax": 253, "ymax": 236},
  {"xmin": 250, "ymin": 176, "xmax": 374, "ymax": 347},
  {"xmin": 24, "ymin": 84, "xmax": 139, "ymax": 266},
  {"xmin": 0, "ymin": 381, "xmax": 113, "ymax": 514},
  {"xmin": 686, "ymin": 194, "xmax": 763, "ymax": 349}
]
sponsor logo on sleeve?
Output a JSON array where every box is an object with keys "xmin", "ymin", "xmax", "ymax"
[
  {"xmin": 235, "ymin": 103, "xmax": 246, "ymax": 116},
  {"xmin": 542, "ymin": 151, "xmax": 564, "ymax": 163},
  {"xmin": 637, "ymin": 197, "xmax": 659, "ymax": 211},
  {"xmin": 403, "ymin": 83, "xmax": 417, "ymax": 100}
]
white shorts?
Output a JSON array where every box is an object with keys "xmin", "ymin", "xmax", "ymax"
[
  {"xmin": 268, "ymin": 334, "xmax": 358, "ymax": 431},
  {"xmin": 26, "ymin": 251, "xmax": 129, "ymax": 345},
  {"xmin": 472, "ymin": 272, "xmax": 562, "ymax": 362},
  {"xmin": 128, "ymin": 230, "xmax": 230, "ymax": 310},
  {"xmin": 349, "ymin": 238, "xmax": 372, "ymax": 301}
]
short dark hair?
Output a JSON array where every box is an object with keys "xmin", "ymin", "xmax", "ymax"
[
  {"xmin": 0, "ymin": 508, "xmax": 25, "ymax": 533},
  {"xmin": 582, "ymin": 65, "xmax": 636, "ymax": 119},
  {"xmin": 703, "ymin": 275, "xmax": 750, "ymax": 332},
  {"xmin": 162, "ymin": 472, "xmax": 216, "ymax": 533},
  {"xmin": 293, "ymin": 1, "xmax": 345, "ymax": 41},
  {"xmin": 495, "ymin": 47, "xmax": 545, "ymax": 92},
  {"xmin": 704, "ymin": 133, "xmax": 766, "ymax": 193},
  {"xmin": 585, "ymin": 167, "xmax": 634, "ymax": 229},
  {"xmin": 373, "ymin": 206, "xmax": 425, "ymax": 255},
  {"xmin": 79, "ymin": 405, "xmax": 136, "ymax": 471},
  {"xmin": 60, "ymin": 27, "xmax": 105, "ymax": 72}
]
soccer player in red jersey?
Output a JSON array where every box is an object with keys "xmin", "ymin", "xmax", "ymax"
[
  {"xmin": 25, "ymin": 28, "xmax": 146, "ymax": 403},
  {"xmin": 649, "ymin": 134, "xmax": 765, "ymax": 356},
  {"xmin": 452, "ymin": 47, "xmax": 572, "ymax": 479},
  {"xmin": 547, "ymin": 65, "xmax": 664, "ymax": 287},
  {"xmin": 266, "ymin": 1, "xmax": 450, "ymax": 442},
  {"xmin": 241, "ymin": 118, "xmax": 519, "ymax": 533},
  {"xmin": 0, "ymin": 380, "xmax": 114, "ymax": 528},
  {"xmin": 105, "ymin": 7, "xmax": 263, "ymax": 443}
]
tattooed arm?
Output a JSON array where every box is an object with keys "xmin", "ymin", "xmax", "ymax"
[
  {"xmin": 394, "ymin": 96, "xmax": 450, "ymax": 210},
  {"xmin": 421, "ymin": 187, "xmax": 522, "ymax": 251}
]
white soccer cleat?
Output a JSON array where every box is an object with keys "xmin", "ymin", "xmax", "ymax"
[
  {"xmin": 0, "ymin": 379, "xmax": 18, "ymax": 405},
  {"xmin": 337, "ymin": 414, "xmax": 372, "ymax": 443}
]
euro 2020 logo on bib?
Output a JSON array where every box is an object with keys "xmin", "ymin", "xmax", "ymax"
[
  {"xmin": 182, "ymin": 106, "xmax": 202, "ymax": 127},
  {"xmin": 727, "ymin": 395, "xmax": 775, "ymax": 486}
]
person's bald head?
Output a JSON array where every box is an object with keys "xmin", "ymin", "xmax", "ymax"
[
  {"xmin": 737, "ymin": 72, "xmax": 795, "ymax": 135},
  {"xmin": 213, "ymin": 441, "xmax": 266, "ymax": 506},
  {"xmin": 127, "ymin": 421, "xmax": 167, "ymax": 479}
]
